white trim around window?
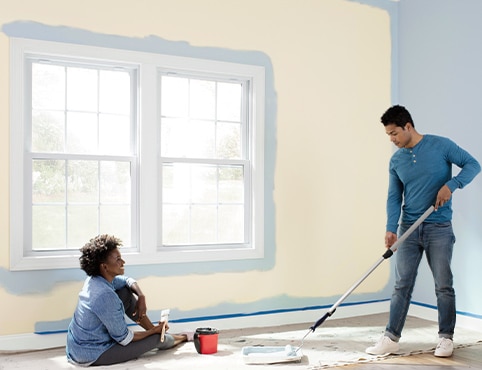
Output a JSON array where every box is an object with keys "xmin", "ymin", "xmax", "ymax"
[{"xmin": 9, "ymin": 37, "xmax": 265, "ymax": 271}]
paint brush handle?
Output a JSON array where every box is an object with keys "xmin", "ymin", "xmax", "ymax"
[
  {"xmin": 160, "ymin": 309, "xmax": 170, "ymax": 342},
  {"xmin": 160, "ymin": 323, "xmax": 166, "ymax": 342}
]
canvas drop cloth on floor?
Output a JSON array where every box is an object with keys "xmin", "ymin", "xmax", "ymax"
[{"xmin": 1, "ymin": 314, "xmax": 481, "ymax": 370}]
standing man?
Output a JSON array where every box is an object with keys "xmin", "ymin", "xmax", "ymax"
[{"xmin": 366, "ymin": 105, "xmax": 480, "ymax": 357}]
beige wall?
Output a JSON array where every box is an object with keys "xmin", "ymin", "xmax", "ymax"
[{"xmin": 0, "ymin": 0, "xmax": 392, "ymax": 336}]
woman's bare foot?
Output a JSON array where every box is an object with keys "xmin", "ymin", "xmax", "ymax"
[{"xmin": 171, "ymin": 334, "xmax": 189, "ymax": 346}]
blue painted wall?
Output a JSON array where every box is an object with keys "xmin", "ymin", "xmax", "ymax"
[{"xmin": 398, "ymin": 0, "xmax": 482, "ymax": 319}]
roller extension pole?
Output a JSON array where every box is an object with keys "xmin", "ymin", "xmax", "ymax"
[{"xmin": 308, "ymin": 205, "xmax": 435, "ymax": 333}]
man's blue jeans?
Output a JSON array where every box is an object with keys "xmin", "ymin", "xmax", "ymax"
[{"xmin": 385, "ymin": 222, "xmax": 456, "ymax": 341}]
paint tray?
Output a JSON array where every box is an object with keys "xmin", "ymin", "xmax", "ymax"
[{"xmin": 241, "ymin": 345, "xmax": 303, "ymax": 365}]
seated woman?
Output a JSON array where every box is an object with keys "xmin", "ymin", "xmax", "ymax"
[{"xmin": 66, "ymin": 234, "xmax": 191, "ymax": 366}]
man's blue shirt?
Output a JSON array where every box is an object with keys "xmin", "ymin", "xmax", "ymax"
[
  {"xmin": 66, "ymin": 275, "xmax": 136, "ymax": 365},
  {"xmin": 387, "ymin": 134, "xmax": 480, "ymax": 233}
]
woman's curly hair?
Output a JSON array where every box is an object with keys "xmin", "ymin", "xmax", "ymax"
[{"xmin": 79, "ymin": 234, "xmax": 123, "ymax": 276}]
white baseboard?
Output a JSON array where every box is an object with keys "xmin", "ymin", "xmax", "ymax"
[
  {"xmin": 407, "ymin": 303, "xmax": 438, "ymax": 322},
  {"xmin": 409, "ymin": 303, "xmax": 482, "ymax": 333},
  {"xmin": 456, "ymin": 314, "xmax": 482, "ymax": 332},
  {"xmin": 3, "ymin": 300, "xmax": 480, "ymax": 353},
  {"xmin": 0, "ymin": 332, "xmax": 67, "ymax": 353},
  {"xmin": 0, "ymin": 301, "xmax": 389, "ymax": 353}
]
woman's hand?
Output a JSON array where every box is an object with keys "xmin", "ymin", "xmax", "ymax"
[
  {"xmin": 132, "ymin": 321, "xmax": 169, "ymax": 342},
  {"xmin": 146, "ymin": 321, "xmax": 169, "ymax": 335},
  {"xmin": 133, "ymin": 294, "xmax": 147, "ymax": 320},
  {"xmin": 159, "ymin": 320, "xmax": 170, "ymax": 333},
  {"xmin": 129, "ymin": 282, "xmax": 148, "ymax": 319}
]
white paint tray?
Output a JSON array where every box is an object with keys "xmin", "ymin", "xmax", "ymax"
[{"xmin": 241, "ymin": 345, "xmax": 303, "ymax": 365}]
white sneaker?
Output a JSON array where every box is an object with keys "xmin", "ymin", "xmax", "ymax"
[
  {"xmin": 366, "ymin": 335, "xmax": 400, "ymax": 355},
  {"xmin": 434, "ymin": 338, "xmax": 453, "ymax": 357}
]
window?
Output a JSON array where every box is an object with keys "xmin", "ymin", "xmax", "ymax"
[
  {"xmin": 160, "ymin": 75, "xmax": 248, "ymax": 247},
  {"xmin": 10, "ymin": 38, "xmax": 265, "ymax": 270}
]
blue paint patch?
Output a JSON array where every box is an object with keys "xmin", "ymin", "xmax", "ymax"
[
  {"xmin": 35, "ymin": 298, "xmax": 391, "ymax": 334},
  {"xmin": 1, "ymin": 21, "xmax": 277, "ymax": 291},
  {"xmin": 0, "ymin": 266, "xmax": 86, "ymax": 294},
  {"xmin": 169, "ymin": 298, "xmax": 392, "ymax": 323},
  {"xmin": 35, "ymin": 290, "xmax": 392, "ymax": 334},
  {"xmin": 36, "ymin": 296, "xmax": 482, "ymax": 335}
]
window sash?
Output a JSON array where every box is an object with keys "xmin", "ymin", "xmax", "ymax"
[
  {"xmin": 25, "ymin": 54, "xmax": 138, "ymax": 253},
  {"xmin": 159, "ymin": 158, "xmax": 251, "ymax": 248},
  {"xmin": 158, "ymin": 71, "xmax": 251, "ymax": 249}
]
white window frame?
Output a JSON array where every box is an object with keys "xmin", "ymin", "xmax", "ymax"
[{"xmin": 10, "ymin": 37, "xmax": 265, "ymax": 271}]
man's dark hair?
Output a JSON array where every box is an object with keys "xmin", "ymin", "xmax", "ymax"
[
  {"xmin": 79, "ymin": 234, "xmax": 123, "ymax": 276},
  {"xmin": 381, "ymin": 105, "xmax": 414, "ymax": 128}
]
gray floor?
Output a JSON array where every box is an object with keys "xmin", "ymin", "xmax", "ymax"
[{"xmin": 1, "ymin": 314, "xmax": 481, "ymax": 369}]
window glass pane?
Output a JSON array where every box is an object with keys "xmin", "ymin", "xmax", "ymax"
[
  {"xmin": 32, "ymin": 206, "xmax": 66, "ymax": 250},
  {"xmin": 99, "ymin": 70, "xmax": 130, "ymax": 115},
  {"xmin": 190, "ymin": 205, "xmax": 216, "ymax": 243},
  {"xmin": 67, "ymin": 67, "xmax": 98, "ymax": 112},
  {"xmin": 161, "ymin": 118, "xmax": 216, "ymax": 158},
  {"xmin": 161, "ymin": 76, "xmax": 188, "ymax": 117},
  {"xmin": 191, "ymin": 165, "xmax": 217, "ymax": 204},
  {"xmin": 219, "ymin": 166, "xmax": 244, "ymax": 203},
  {"xmin": 190, "ymin": 79, "xmax": 215, "ymax": 120},
  {"xmin": 100, "ymin": 205, "xmax": 130, "ymax": 243},
  {"xmin": 162, "ymin": 205, "xmax": 190, "ymax": 245},
  {"xmin": 32, "ymin": 110, "xmax": 65, "ymax": 152},
  {"xmin": 99, "ymin": 114, "xmax": 130, "ymax": 155},
  {"xmin": 217, "ymin": 82, "xmax": 242, "ymax": 122},
  {"xmin": 67, "ymin": 205, "xmax": 98, "ymax": 249},
  {"xmin": 32, "ymin": 63, "xmax": 65, "ymax": 111},
  {"xmin": 162, "ymin": 163, "xmax": 190, "ymax": 203},
  {"xmin": 32, "ymin": 159, "xmax": 66, "ymax": 203},
  {"xmin": 100, "ymin": 161, "xmax": 131, "ymax": 203},
  {"xmin": 218, "ymin": 205, "xmax": 244, "ymax": 243},
  {"xmin": 216, "ymin": 122, "xmax": 241, "ymax": 159},
  {"xmin": 66, "ymin": 112, "xmax": 98, "ymax": 153},
  {"xmin": 160, "ymin": 118, "xmax": 216, "ymax": 159},
  {"xmin": 188, "ymin": 119, "xmax": 215, "ymax": 158},
  {"xmin": 161, "ymin": 117, "xmax": 188, "ymax": 157},
  {"xmin": 67, "ymin": 160, "xmax": 98, "ymax": 203}
]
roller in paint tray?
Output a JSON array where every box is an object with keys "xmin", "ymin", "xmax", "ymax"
[
  {"xmin": 241, "ymin": 205, "xmax": 434, "ymax": 364},
  {"xmin": 242, "ymin": 345, "xmax": 302, "ymax": 365}
]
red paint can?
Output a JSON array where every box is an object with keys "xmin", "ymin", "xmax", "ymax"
[{"xmin": 194, "ymin": 327, "xmax": 219, "ymax": 354}]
